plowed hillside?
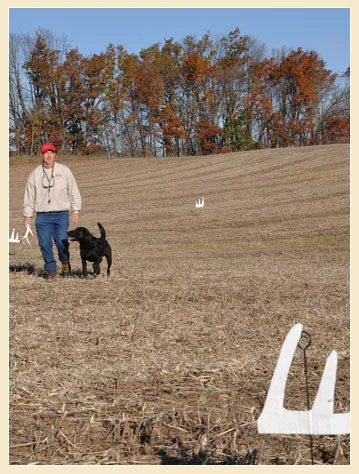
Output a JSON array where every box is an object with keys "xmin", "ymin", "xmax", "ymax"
[{"xmin": 9, "ymin": 144, "xmax": 350, "ymax": 465}]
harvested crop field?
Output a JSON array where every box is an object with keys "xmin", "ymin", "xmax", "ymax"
[{"xmin": 9, "ymin": 144, "xmax": 350, "ymax": 465}]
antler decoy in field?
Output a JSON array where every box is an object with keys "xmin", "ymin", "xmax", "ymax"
[
  {"xmin": 9, "ymin": 229, "xmax": 20, "ymax": 243},
  {"xmin": 196, "ymin": 197, "xmax": 205, "ymax": 208},
  {"xmin": 257, "ymin": 323, "xmax": 350, "ymax": 435}
]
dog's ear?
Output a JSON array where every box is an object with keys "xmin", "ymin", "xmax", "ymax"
[{"xmin": 78, "ymin": 228, "xmax": 90, "ymax": 238}]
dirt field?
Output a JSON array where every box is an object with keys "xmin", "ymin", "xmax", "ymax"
[{"xmin": 9, "ymin": 144, "xmax": 350, "ymax": 465}]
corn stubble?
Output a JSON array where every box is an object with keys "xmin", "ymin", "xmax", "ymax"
[{"xmin": 9, "ymin": 144, "xmax": 350, "ymax": 464}]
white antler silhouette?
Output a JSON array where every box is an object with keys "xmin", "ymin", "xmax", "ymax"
[
  {"xmin": 21, "ymin": 224, "xmax": 34, "ymax": 246},
  {"xmin": 257, "ymin": 323, "xmax": 350, "ymax": 435},
  {"xmin": 9, "ymin": 228, "xmax": 20, "ymax": 243},
  {"xmin": 196, "ymin": 197, "xmax": 205, "ymax": 208}
]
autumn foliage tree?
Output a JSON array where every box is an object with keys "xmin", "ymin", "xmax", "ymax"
[{"xmin": 9, "ymin": 29, "xmax": 349, "ymax": 157}]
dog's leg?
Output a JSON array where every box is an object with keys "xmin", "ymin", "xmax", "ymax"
[
  {"xmin": 93, "ymin": 257, "xmax": 102, "ymax": 277},
  {"xmin": 105, "ymin": 253, "xmax": 112, "ymax": 276},
  {"xmin": 82, "ymin": 258, "xmax": 88, "ymax": 278}
]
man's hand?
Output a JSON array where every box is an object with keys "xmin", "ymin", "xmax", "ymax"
[
  {"xmin": 72, "ymin": 212, "xmax": 80, "ymax": 224},
  {"xmin": 23, "ymin": 217, "xmax": 31, "ymax": 227}
]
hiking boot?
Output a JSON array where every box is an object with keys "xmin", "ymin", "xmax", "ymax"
[
  {"xmin": 62, "ymin": 262, "xmax": 71, "ymax": 276},
  {"xmin": 47, "ymin": 270, "xmax": 57, "ymax": 280}
]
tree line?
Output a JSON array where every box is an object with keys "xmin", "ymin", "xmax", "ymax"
[{"xmin": 9, "ymin": 28, "xmax": 350, "ymax": 157}]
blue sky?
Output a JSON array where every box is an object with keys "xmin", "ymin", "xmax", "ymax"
[{"xmin": 9, "ymin": 7, "xmax": 350, "ymax": 74}]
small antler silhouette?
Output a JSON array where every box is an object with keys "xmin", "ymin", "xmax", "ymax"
[
  {"xmin": 9, "ymin": 229, "xmax": 20, "ymax": 243},
  {"xmin": 196, "ymin": 197, "xmax": 205, "ymax": 208}
]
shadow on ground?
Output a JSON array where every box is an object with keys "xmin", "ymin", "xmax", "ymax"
[
  {"xmin": 9, "ymin": 263, "xmax": 90, "ymax": 279},
  {"xmin": 155, "ymin": 448, "xmax": 258, "ymax": 465}
]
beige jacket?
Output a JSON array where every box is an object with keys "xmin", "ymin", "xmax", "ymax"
[{"xmin": 23, "ymin": 162, "xmax": 82, "ymax": 217}]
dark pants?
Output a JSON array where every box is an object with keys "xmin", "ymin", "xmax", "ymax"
[{"xmin": 35, "ymin": 211, "xmax": 70, "ymax": 272}]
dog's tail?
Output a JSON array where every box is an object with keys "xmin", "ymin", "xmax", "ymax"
[{"xmin": 97, "ymin": 222, "xmax": 106, "ymax": 239}]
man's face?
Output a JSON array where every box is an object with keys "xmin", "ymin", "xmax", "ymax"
[{"xmin": 42, "ymin": 150, "xmax": 56, "ymax": 168}]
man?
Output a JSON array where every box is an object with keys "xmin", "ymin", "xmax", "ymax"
[{"xmin": 23, "ymin": 142, "xmax": 82, "ymax": 279}]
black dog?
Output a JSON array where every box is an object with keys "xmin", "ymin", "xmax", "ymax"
[{"xmin": 68, "ymin": 222, "xmax": 112, "ymax": 278}]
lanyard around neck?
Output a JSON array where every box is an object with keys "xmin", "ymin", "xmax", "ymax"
[{"xmin": 42, "ymin": 164, "xmax": 55, "ymax": 204}]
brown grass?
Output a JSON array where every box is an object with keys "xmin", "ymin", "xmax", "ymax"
[{"xmin": 9, "ymin": 144, "xmax": 350, "ymax": 465}]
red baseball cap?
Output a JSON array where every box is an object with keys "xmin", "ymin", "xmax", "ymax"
[{"xmin": 41, "ymin": 143, "xmax": 57, "ymax": 154}]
